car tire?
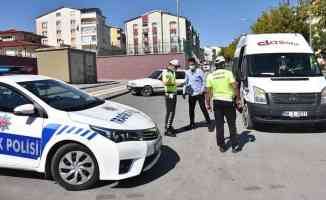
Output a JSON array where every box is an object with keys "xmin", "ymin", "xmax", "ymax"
[
  {"xmin": 131, "ymin": 89, "xmax": 140, "ymax": 96},
  {"xmin": 141, "ymin": 86, "xmax": 153, "ymax": 96},
  {"xmin": 242, "ymin": 103, "xmax": 255, "ymax": 130},
  {"xmin": 51, "ymin": 143, "xmax": 99, "ymax": 191}
]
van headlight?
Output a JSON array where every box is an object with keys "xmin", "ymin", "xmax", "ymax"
[
  {"xmin": 254, "ymin": 87, "xmax": 267, "ymax": 104},
  {"xmin": 90, "ymin": 126, "xmax": 141, "ymax": 143},
  {"xmin": 321, "ymin": 87, "xmax": 326, "ymax": 104}
]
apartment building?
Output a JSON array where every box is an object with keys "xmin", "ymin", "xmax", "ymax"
[
  {"xmin": 36, "ymin": 7, "xmax": 111, "ymax": 55},
  {"xmin": 0, "ymin": 29, "xmax": 46, "ymax": 57},
  {"xmin": 110, "ymin": 26, "xmax": 126, "ymax": 49},
  {"xmin": 125, "ymin": 10, "xmax": 200, "ymax": 56}
]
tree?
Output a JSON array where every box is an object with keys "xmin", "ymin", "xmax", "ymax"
[
  {"xmin": 311, "ymin": 0, "xmax": 326, "ymax": 50},
  {"xmin": 251, "ymin": 5, "xmax": 309, "ymax": 40},
  {"xmin": 221, "ymin": 37, "xmax": 239, "ymax": 61}
]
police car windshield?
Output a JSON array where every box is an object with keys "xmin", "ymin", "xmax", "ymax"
[
  {"xmin": 19, "ymin": 80, "xmax": 105, "ymax": 112},
  {"xmin": 248, "ymin": 53, "xmax": 322, "ymax": 77},
  {"xmin": 148, "ymin": 70, "xmax": 162, "ymax": 79}
]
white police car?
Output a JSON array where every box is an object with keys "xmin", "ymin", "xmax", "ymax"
[{"xmin": 0, "ymin": 75, "xmax": 162, "ymax": 190}]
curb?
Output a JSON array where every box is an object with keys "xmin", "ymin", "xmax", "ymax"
[
  {"xmin": 105, "ymin": 90, "xmax": 130, "ymax": 100},
  {"xmin": 78, "ymin": 81, "xmax": 119, "ymax": 90}
]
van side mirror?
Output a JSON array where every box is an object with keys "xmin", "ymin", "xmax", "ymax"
[{"xmin": 14, "ymin": 104, "xmax": 36, "ymax": 116}]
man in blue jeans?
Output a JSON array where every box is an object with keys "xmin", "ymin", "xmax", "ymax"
[{"xmin": 183, "ymin": 58, "xmax": 213, "ymax": 131}]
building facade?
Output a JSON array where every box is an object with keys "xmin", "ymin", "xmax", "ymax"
[
  {"xmin": 125, "ymin": 10, "xmax": 200, "ymax": 57},
  {"xmin": 110, "ymin": 26, "xmax": 126, "ymax": 49},
  {"xmin": 36, "ymin": 7, "xmax": 111, "ymax": 55},
  {"xmin": 0, "ymin": 29, "xmax": 46, "ymax": 58}
]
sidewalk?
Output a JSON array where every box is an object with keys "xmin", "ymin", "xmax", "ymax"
[
  {"xmin": 73, "ymin": 81, "xmax": 119, "ymax": 90},
  {"xmin": 73, "ymin": 80, "xmax": 129, "ymax": 99}
]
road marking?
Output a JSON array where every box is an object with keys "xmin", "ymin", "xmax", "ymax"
[{"xmin": 88, "ymin": 85, "xmax": 127, "ymax": 97}]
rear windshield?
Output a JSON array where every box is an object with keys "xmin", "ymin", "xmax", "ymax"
[
  {"xmin": 247, "ymin": 53, "xmax": 322, "ymax": 77},
  {"xmin": 148, "ymin": 70, "xmax": 162, "ymax": 79}
]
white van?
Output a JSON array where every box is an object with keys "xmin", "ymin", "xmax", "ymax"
[{"xmin": 233, "ymin": 33, "xmax": 326, "ymax": 129}]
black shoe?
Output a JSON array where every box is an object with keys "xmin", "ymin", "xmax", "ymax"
[
  {"xmin": 219, "ymin": 146, "xmax": 227, "ymax": 153},
  {"xmin": 208, "ymin": 122, "xmax": 214, "ymax": 132},
  {"xmin": 232, "ymin": 146, "xmax": 241, "ymax": 153},
  {"xmin": 165, "ymin": 128, "xmax": 176, "ymax": 137}
]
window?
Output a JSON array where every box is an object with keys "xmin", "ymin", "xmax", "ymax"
[
  {"xmin": 56, "ymin": 12, "xmax": 61, "ymax": 17},
  {"xmin": 152, "ymin": 22, "xmax": 158, "ymax": 35},
  {"xmin": 133, "ymin": 24, "xmax": 138, "ymax": 36},
  {"xmin": 71, "ymin": 29, "xmax": 76, "ymax": 33},
  {"xmin": 176, "ymin": 71, "xmax": 185, "ymax": 79},
  {"xmin": 81, "ymin": 36, "xmax": 97, "ymax": 43},
  {"xmin": 56, "ymin": 30, "xmax": 62, "ymax": 35},
  {"xmin": 42, "ymin": 22, "xmax": 48, "ymax": 29},
  {"xmin": 57, "ymin": 39, "xmax": 63, "ymax": 44},
  {"xmin": 71, "ymin": 20, "xmax": 76, "ymax": 26},
  {"xmin": 0, "ymin": 85, "xmax": 30, "ymax": 113},
  {"xmin": 19, "ymin": 80, "xmax": 104, "ymax": 112},
  {"xmin": 42, "ymin": 31, "xmax": 48, "ymax": 36},
  {"xmin": 81, "ymin": 26, "xmax": 96, "ymax": 34},
  {"xmin": 56, "ymin": 20, "xmax": 61, "ymax": 26},
  {"xmin": 247, "ymin": 53, "xmax": 322, "ymax": 77},
  {"xmin": 142, "ymin": 15, "xmax": 148, "ymax": 27},
  {"xmin": 169, "ymin": 21, "xmax": 177, "ymax": 34},
  {"xmin": 42, "ymin": 39, "xmax": 48, "ymax": 45}
]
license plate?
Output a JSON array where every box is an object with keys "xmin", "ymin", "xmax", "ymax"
[{"xmin": 282, "ymin": 111, "xmax": 308, "ymax": 118}]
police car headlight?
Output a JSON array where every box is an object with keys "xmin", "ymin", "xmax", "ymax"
[
  {"xmin": 90, "ymin": 126, "xmax": 141, "ymax": 143},
  {"xmin": 254, "ymin": 87, "xmax": 267, "ymax": 104},
  {"xmin": 321, "ymin": 87, "xmax": 326, "ymax": 104}
]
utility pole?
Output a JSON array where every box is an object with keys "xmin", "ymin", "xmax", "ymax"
[{"xmin": 177, "ymin": 0, "xmax": 181, "ymax": 52}]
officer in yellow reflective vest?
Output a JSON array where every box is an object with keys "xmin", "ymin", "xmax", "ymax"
[
  {"xmin": 162, "ymin": 59, "xmax": 179, "ymax": 137},
  {"xmin": 206, "ymin": 56, "xmax": 241, "ymax": 153}
]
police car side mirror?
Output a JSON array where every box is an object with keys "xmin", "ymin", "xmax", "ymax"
[{"xmin": 14, "ymin": 104, "xmax": 36, "ymax": 116}]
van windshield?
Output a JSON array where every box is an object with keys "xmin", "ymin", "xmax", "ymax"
[{"xmin": 247, "ymin": 53, "xmax": 322, "ymax": 77}]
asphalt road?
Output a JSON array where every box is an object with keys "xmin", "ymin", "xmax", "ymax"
[{"xmin": 1, "ymin": 94, "xmax": 326, "ymax": 200}]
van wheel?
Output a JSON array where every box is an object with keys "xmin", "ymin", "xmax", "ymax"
[
  {"xmin": 141, "ymin": 86, "xmax": 153, "ymax": 96},
  {"xmin": 51, "ymin": 143, "xmax": 99, "ymax": 191},
  {"xmin": 243, "ymin": 104, "xmax": 255, "ymax": 130}
]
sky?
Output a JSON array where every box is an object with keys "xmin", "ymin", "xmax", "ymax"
[{"xmin": 0, "ymin": 0, "xmax": 284, "ymax": 47}]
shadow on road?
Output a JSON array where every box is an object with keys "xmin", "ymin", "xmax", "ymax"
[
  {"xmin": 254, "ymin": 124, "xmax": 326, "ymax": 134},
  {"xmin": 0, "ymin": 168, "xmax": 44, "ymax": 180},
  {"xmin": 112, "ymin": 145, "xmax": 180, "ymax": 188},
  {"xmin": 225, "ymin": 131, "xmax": 256, "ymax": 152}
]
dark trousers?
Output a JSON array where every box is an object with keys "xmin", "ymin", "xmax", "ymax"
[
  {"xmin": 188, "ymin": 94, "xmax": 211, "ymax": 125},
  {"xmin": 165, "ymin": 94, "xmax": 177, "ymax": 130},
  {"xmin": 213, "ymin": 100, "xmax": 238, "ymax": 148}
]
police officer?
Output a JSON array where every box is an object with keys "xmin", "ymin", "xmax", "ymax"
[
  {"xmin": 205, "ymin": 56, "xmax": 241, "ymax": 153},
  {"xmin": 162, "ymin": 59, "xmax": 179, "ymax": 137},
  {"xmin": 183, "ymin": 58, "xmax": 213, "ymax": 131}
]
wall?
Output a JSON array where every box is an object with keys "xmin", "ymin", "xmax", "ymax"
[
  {"xmin": 0, "ymin": 55, "xmax": 37, "ymax": 74},
  {"xmin": 36, "ymin": 49, "xmax": 70, "ymax": 82},
  {"xmin": 97, "ymin": 53, "xmax": 185, "ymax": 81},
  {"xmin": 70, "ymin": 49, "xmax": 97, "ymax": 84}
]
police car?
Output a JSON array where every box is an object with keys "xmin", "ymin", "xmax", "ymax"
[{"xmin": 0, "ymin": 75, "xmax": 162, "ymax": 190}]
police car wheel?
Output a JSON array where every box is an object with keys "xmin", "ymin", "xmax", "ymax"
[
  {"xmin": 141, "ymin": 86, "xmax": 153, "ymax": 96},
  {"xmin": 51, "ymin": 143, "xmax": 99, "ymax": 191}
]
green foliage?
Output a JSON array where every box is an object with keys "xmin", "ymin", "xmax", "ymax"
[
  {"xmin": 220, "ymin": 37, "xmax": 240, "ymax": 61},
  {"xmin": 311, "ymin": 0, "xmax": 326, "ymax": 50},
  {"xmin": 251, "ymin": 5, "xmax": 309, "ymax": 40}
]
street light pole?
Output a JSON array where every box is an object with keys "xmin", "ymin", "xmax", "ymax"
[{"xmin": 177, "ymin": 0, "xmax": 181, "ymax": 52}]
